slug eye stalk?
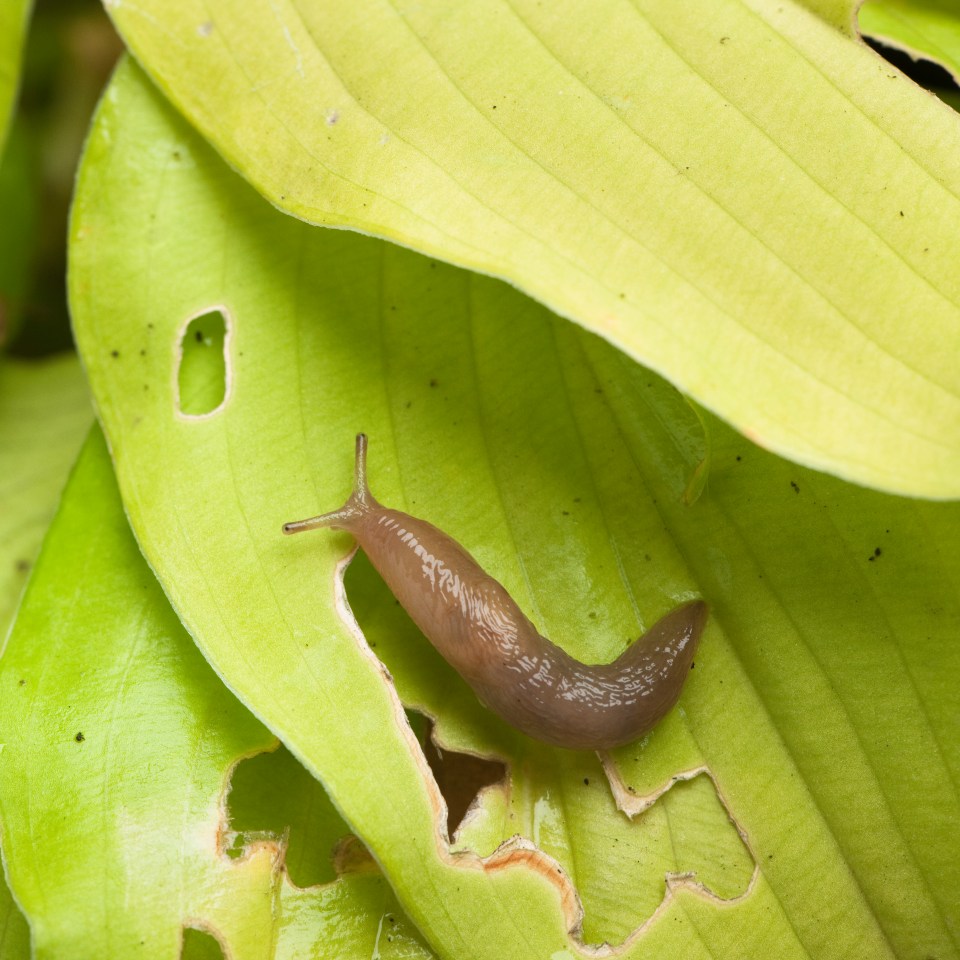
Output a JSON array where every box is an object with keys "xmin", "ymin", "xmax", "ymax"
[{"xmin": 283, "ymin": 434, "xmax": 377, "ymax": 534}]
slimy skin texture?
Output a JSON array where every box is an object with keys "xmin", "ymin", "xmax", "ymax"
[{"xmin": 284, "ymin": 435, "xmax": 707, "ymax": 751}]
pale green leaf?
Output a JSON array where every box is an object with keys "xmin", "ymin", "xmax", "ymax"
[
  {"xmin": 0, "ymin": 354, "xmax": 91, "ymax": 643},
  {"xmin": 0, "ymin": 353, "xmax": 90, "ymax": 958},
  {"xmin": 860, "ymin": 0, "xmax": 960, "ymax": 80},
  {"xmin": 102, "ymin": 0, "xmax": 960, "ymax": 498},
  {"xmin": 68, "ymin": 60, "xmax": 960, "ymax": 959},
  {"xmin": 0, "ymin": 427, "xmax": 434, "ymax": 958}
]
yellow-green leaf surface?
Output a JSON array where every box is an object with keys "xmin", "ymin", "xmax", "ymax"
[
  {"xmin": 104, "ymin": 0, "xmax": 960, "ymax": 498},
  {"xmin": 69, "ymin": 60, "xmax": 959, "ymax": 959},
  {"xmin": 0, "ymin": 354, "xmax": 90, "ymax": 959},
  {"xmin": 0, "ymin": 0, "xmax": 30, "ymax": 155},
  {"xmin": 0, "ymin": 428, "xmax": 435, "ymax": 958},
  {"xmin": 0, "ymin": 354, "xmax": 91, "ymax": 639},
  {"xmin": 861, "ymin": 0, "xmax": 960, "ymax": 80}
]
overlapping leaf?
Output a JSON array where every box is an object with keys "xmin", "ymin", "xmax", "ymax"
[
  {"xmin": 0, "ymin": 428, "xmax": 434, "ymax": 958},
  {"xmin": 102, "ymin": 0, "xmax": 960, "ymax": 497},
  {"xmin": 0, "ymin": 355, "xmax": 90, "ymax": 645},
  {"xmin": 0, "ymin": 354, "xmax": 92, "ymax": 959},
  {"xmin": 861, "ymin": 0, "xmax": 960, "ymax": 79},
  {"xmin": 67, "ymin": 60, "xmax": 960, "ymax": 959}
]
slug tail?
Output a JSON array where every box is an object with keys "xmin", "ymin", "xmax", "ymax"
[
  {"xmin": 617, "ymin": 600, "xmax": 707, "ymax": 671},
  {"xmin": 282, "ymin": 433, "xmax": 379, "ymax": 535}
]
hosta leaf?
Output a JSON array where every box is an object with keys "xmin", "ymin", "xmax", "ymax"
[
  {"xmin": 103, "ymin": 0, "xmax": 960, "ymax": 498},
  {"xmin": 0, "ymin": 428, "xmax": 434, "ymax": 958},
  {"xmin": 0, "ymin": 354, "xmax": 90, "ymax": 641},
  {"xmin": 860, "ymin": 0, "xmax": 960, "ymax": 80},
  {"xmin": 0, "ymin": 353, "xmax": 90, "ymax": 958},
  {"xmin": 68, "ymin": 59, "xmax": 960, "ymax": 959}
]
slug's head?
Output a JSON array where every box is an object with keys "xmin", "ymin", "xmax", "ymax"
[{"xmin": 283, "ymin": 433, "xmax": 380, "ymax": 536}]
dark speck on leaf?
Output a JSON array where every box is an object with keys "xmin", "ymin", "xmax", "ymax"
[
  {"xmin": 790, "ymin": 481, "xmax": 799, "ymax": 493},
  {"xmin": 18, "ymin": 679, "xmax": 25, "ymax": 686},
  {"xmin": 110, "ymin": 350, "xmax": 119, "ymax": 358},
  {"xmin": 75, "ymin": 732, "xmax": 85, "ymax": 742},
  {"xmin": 195, "ymin": 330, "xmax": 204, "ymax": 343},
  {"xmin": 15, "ymin": 558, "xmax": 30, "ymax": 573},
  {"xmin": 868, "ymin": 547, "xmax": 882, "ymax": 562},
  {"xmin": 429, "ymin": 379, "xmax": 438, "ymax": 388},
  {"xmin": 583, "ymin": 778, "xmax": 590, "ymax": 785}
]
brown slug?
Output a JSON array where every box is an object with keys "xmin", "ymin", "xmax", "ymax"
[{"xmin": 284, "ymin": 434, "xmax": 706, "ymax": 751}]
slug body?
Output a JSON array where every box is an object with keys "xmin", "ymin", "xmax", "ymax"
[{"xmin": 284, "ymin": 435, "xmax": 706, "ymax": 751}]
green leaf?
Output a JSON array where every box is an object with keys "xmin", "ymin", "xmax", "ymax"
[
  {"xmin": 0, "ymin": 353, "xmax": 91, "ymax": 639},
  {"xmin": 0, "ymin": 0, "xmax": 30, "ymax": 156},
  {"xmin": 0, "ymin": 427, "xmax": 435, "ymax": 958},
  {"xmin": 69, "ymin": 59, "xmax": 960, "ymax": 958},
  {"xmin": 860, "ymin": 0, "xmax": 960, "ymax": 81},
  {"xmin": 0, "ymin": 353, "xmax": 90, "ymax": 958},
  {"xmin": 102, "ymin": 0, "xmax": 960, "ymax": 498}
]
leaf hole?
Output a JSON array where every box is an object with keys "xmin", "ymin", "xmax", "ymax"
[
  {"xmin": 176, "ymin": 308, "xmax": 230, "ymax": 417},
  {"xmin": 224, "ymin": 743, "xmax": 350, "ymax": 887},
  {"xmin": 180, "ymin": 926, "xmax": 226, "ymax": 960},
  {"xmin": 862, "ymin": 36, "xmax": 960, "ymax": 97},
  {"xmin": 342, "ymin": 552, "xmax": 510, "ymax": 839},
  {"xmin": 416, "ymin": 714, "xmax": 507, "ymax": 838}
]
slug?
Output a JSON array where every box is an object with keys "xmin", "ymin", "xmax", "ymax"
[{"xmin": 284, "ymin": 434, "xmax": 706, "ymax": 751}]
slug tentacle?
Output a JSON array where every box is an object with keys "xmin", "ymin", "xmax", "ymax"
[
  {"xmin": 283, "ymin": 433, "xmax": 379, "ymax": 535},
  {"xmin": 284, "ymin": 434, "xmax": 707, "ymax": 751}
]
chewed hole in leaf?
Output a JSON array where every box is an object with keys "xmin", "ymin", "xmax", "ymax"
[
  {"xmin": 862, "ymin": 35, "xmax": 960, "ymax": 95},
  {"xmin": 417, "ymin": 716, "xmax": 507, "ymax": 838},
  {"xmin": 457, "ymin": 766, "xmax": 755, "ymax": 948},
  {"xmin": 180, "ymin": 926, "xmax": 226, "ymax": 960},
  {"xmin": 225, "ymin": 743, "xmax": 350, "ymax": 887},
  {"xmin": 176, "ymin": 308, "xmax": 229, "ymax": 417},
  {"xmin": 340, "ymin": 533, "xmax": 754, "ymax": 945}
]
